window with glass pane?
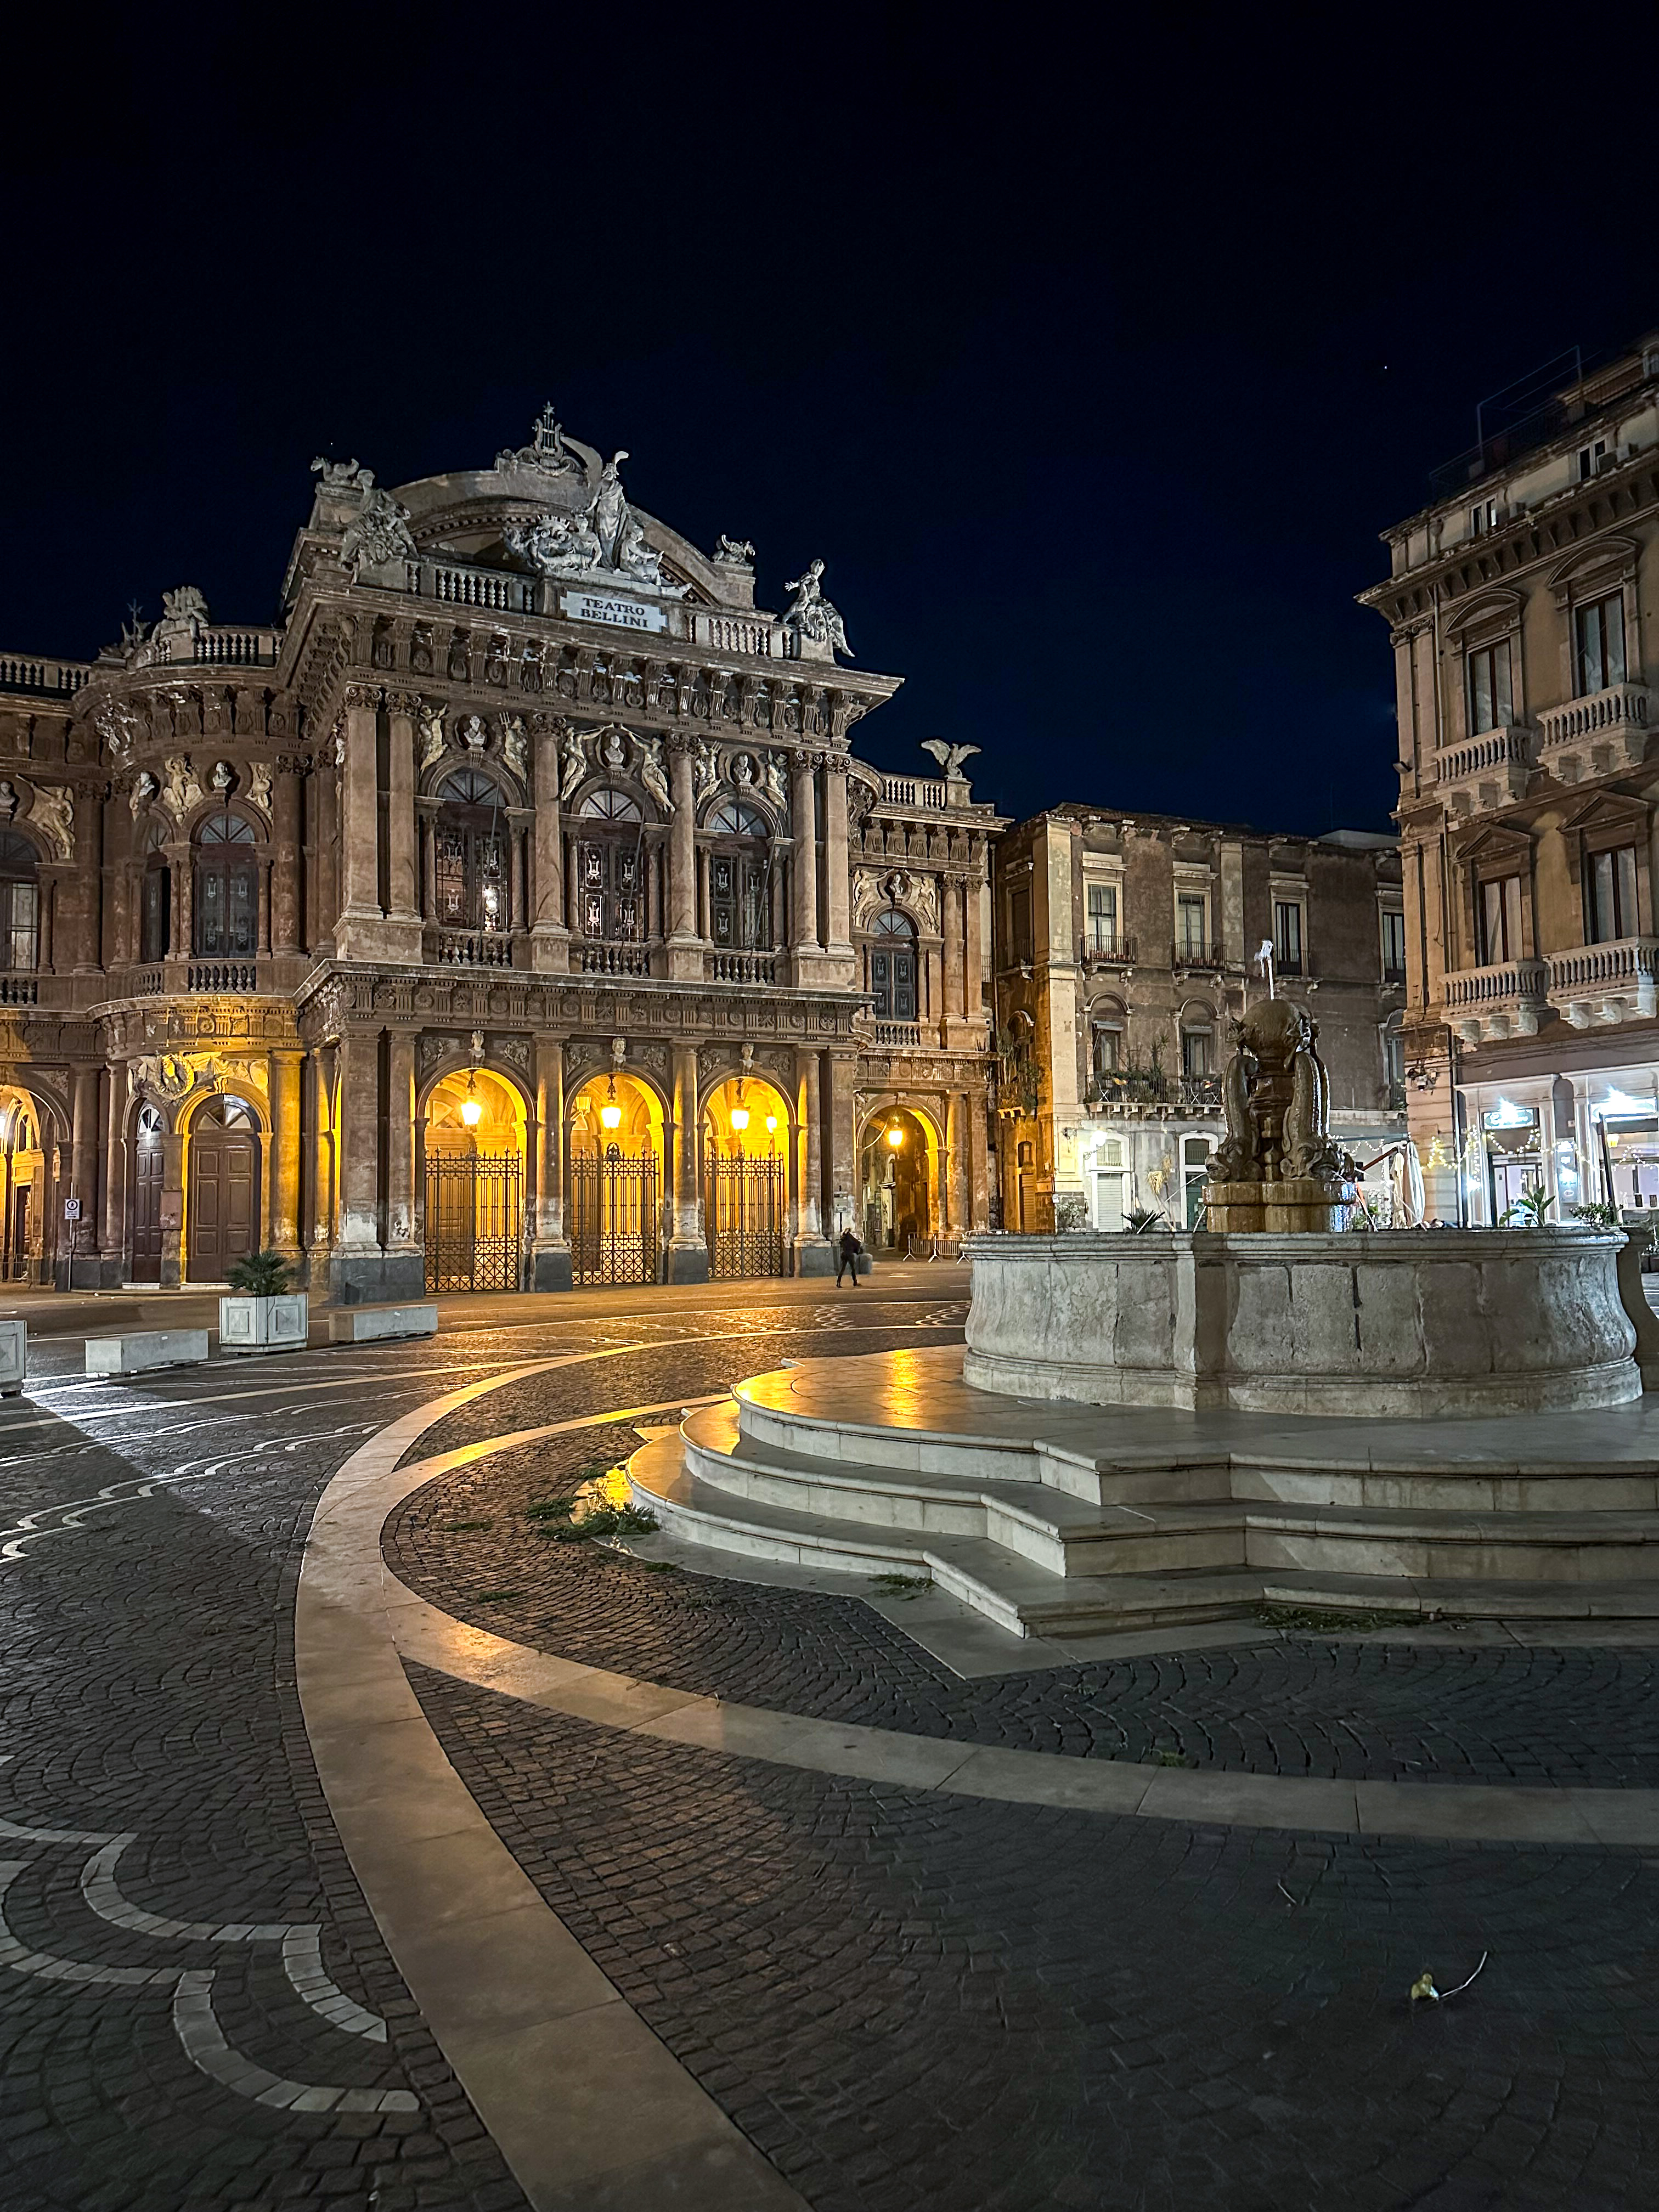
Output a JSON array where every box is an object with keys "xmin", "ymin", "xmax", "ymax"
[
  {"xmin": 1384, "ymin": 1027, "xmax": 1405, "ymax": 1096},
  {"xmin": 1181, "ymin": 1027, "xmax": 1212, "ymax": 1078},
  {"xmin": 871, "ymin": 909, "xmax": 917, "ymax": 1020},
  {"xmin": 1087, "ymin": 882, "xmax": 1118, "ymax": 953},
  {"xmin": 1479, "ymin": 875, "xmax": 1522, "ymax": 964},
  {"xmin": 1466, "ymin": 640, "xmax": 1513, "ymax": 733},
  {"xmin": 0, "ymin": 834, "xmax": 38, "ymax": 973},
  {"xmin": 706, "ymin": 799, "xmax": 771, "ymax": 950},
  {"xmin": 1091, "ymin": 1023, "xmax": 1121, "ymax": 1075},
  {"xmin": 433, "ymin": 770, "xmax": 509, "ymax": 933},
  {"xmin": 193, "ymin": 812, "xmax": 257, "ymax": 956},
  {"xmin": 1273, "ymin": 900, "xmax": 1304, "ymax": 976},
  {"xmin": 1380, "ymin": 908, "xmax": 1407, "ymax": 979},
  {"xmin": 1177, "ymin": 895, "xmax": 1206, "ymax": 960},
  {"xmin": 1587, "ymin": 844, "xmax": 1639, "ymax": 943},
  {"xmin": 1009, "ymin": 887, "xmax": 1032, "ymax": 965},
  {"xmin": 1575, "ymin": 593, "xmax": 1626, "ymax": 696}
]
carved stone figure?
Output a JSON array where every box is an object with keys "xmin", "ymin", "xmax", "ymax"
[
  {"xmin": 133, "ymin": 1053, "xmax": 190, "ymax": 1099},
  {"xmin": 596, "ymin": 728, "xmax": 628, "ymax": 772},
  {"xmin": 311, "ymin": 456, "xmax": 374, "ymax": 489},
  {"xmin": 162, "ymin": 755, "xmax": 202, "ymax": 821},
  {"xmin": 161, "ymin": 585, "xmax": 210, "ymax": 633},
  {"xmin": 494, "ymin": 403, "xmax": 583, "ymax": 477},
  {"xmin": 500, "ymin": 715, "xmax": 528, "ymax": 781},
  {"xmin": 617, "ymin": 514, "xmax": 690, "ymax": 597},
  {"xmin": 763, "ymin": 751, "xmax": 790, "ymax": 812},
  {"xmin": 0, "ymin": 783, "xmax": 17, "ymax": 822},
  {"xmin": 27, "ymin": 784, "xmax": 74, "ymax": 862},
  {"xmin": 94, "ymin": 699, "xmax": 142, "ymax": 763},
  {"xmin": 458, "ymin": 714, "xmax": 487, "ymax": 754},
  {"xmin": 129, "ymin": 771, "xmax": 158, "ymax": 819},
  {"xmin": 339, "ymin": 485, "xmax": 416, "ymax": 579},
  {"xmin": 418, "ymin": 701, "xmax": 447, "ymax": 771},
  {"xmin": 782, "ymin": 559, "xmax": 851, "ymax": 658},
  {"xmin": 921, "ymin": 739, "xmax": 981, "ymax": 780},
  {"xmin": 592, "ymin": 452, "xmax": 630, "ymax": 568},
  {"xmin": 639, "ymin": 737, "xmax": 673, "ymax": 816},
  {"xmin": 731, "ymin": 752, "xmax": 755, "ymax": 787},
  {"xmin": 713, "ymin": 534, "xmax": 756, "ymax": 565},
  {"xmin": 210, "ymin": 760, "xmax": 234, "ymax": 794},
  {"xmin": 693, "ymin": 742, "xmax": 719, "ymax": 801},
  {"xmin": 503, "ymin": 510, "xmax": 603, "ymax": 578},
  {"xmin": 559, "ymin": 725, "xmax": 587, "ymax": 802},
  {"xmin": 1204, "ymin": 998, "xmax": 1356, "ymax": 1230},
  {"xmin": 247, "ymin": 763, "xmax": 273, "ymax": 815}
]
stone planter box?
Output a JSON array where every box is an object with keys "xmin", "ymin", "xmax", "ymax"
[
  {"xmin": 962, "ymin": 1228, "xmax": 1641, "ymax": 1417},
  {"xmin": 218, "ymin": 1293, "xmax": 309, "ymax": 1355},
  {"xmin": 0, "ymin": 1319, "xmax": 26, "ymax": 1396}
]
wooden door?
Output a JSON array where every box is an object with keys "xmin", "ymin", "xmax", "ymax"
[
  {"xmin": 132, "ymin": 1121, "xmax": 164, "ymax": 1282},
  {"xmin": 189, "ymin": 1126, "xmax": 258, "ymax": 1280}
]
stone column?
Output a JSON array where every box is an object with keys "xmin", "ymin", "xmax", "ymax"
[
  {"xmin": 160, "ymin": 1117, "xmax": 185, "ymax": 1290},
  {"xmin": 793, "ymin": 1047, "xmax": 831, "ymax": 1272},
  {"xmin": 331, "ymin": 1029, "xmax": 382, "ymax": 1299},
  {"xmin": 383, "ymin": 1031, "xmax": 420, "ymax": 1284},
  {"xmin": 338, "ymin": 687, "xmax": 381, "ymax": 935},
  {"xmin": 67, "ymin": 1063, "xmax": 99, "ymax": 1288},
  {"xmin": 100, "ymin": 1061, "xmax": 128, "ymax": 1286},
  {"xmin": 272, "ymin": 765, "xmax": 302, "ymax": 954},
  {"xmin": 666, "ymin": 1042, "xmax": 709, "ymax": 1282},
  {"xmin": 790, "ymin": 749, "xmax": 820, "ymax": 966},
  {"xmin": 946, "ymin": 1090, "xmax": 970, "ymax": 1239},
  {"xmin": 171, "ymin": 853, "xmax": 192, "ymax": 965},
  {"xmin": 666, "ymin": 736, "xmax": 701, "ymax": 979},
  {"xmin": 943, "ymin": 872, "xmax": 967, "ymax": 1034},
  {"xmin": 304, "ymin": 1049, "xmax": 334, "ymax": 1267},
  {"xmin": 73, "ymin": 790, "xmax": 101, "ymax": 972},
  {"xmin": 822, "ymin": 752, "xmax": 852, "ymax": 958},
  {"xmin": 827, "ymin": 1048, "xmax": 858, "ymax": 1248},
  {"xmin": 531, "ymin": 1037, "xmax": 571, "ymax": 1288},
  {"xmin": 268, "ymin": 1049, "xmax": 303, "ymax": 1264},
  {"xmin": 531, "ymin": 719, "xmax": 568, "ymax": 972},
  {"xmin": 964, "ymin": 847, "xmax": 986, "ymax": 1029},
  {"xmin": 383, "ymin": 693, "xmax": 422, "ymax": 952}
]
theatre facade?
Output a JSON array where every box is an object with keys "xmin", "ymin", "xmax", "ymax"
[{"xmin": 0, "ymin": 410, "xmax": 1002, "ymax": 1294}]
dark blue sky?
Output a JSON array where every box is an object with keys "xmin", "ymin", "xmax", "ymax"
[{"xmin": 5, "ymin": 12, "xmax": 1655, "ymax": 837}]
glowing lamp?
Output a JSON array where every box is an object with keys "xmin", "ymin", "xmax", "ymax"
[
  {"xmin": 460, "ymin": 1072, "xmax": 483, "ymax": 1127},
  {"xmin": 600, "ymin": 1074, "xmax": 623, "ymax": 1132},
  {"xmin": 885, "ymin": 1124, "xmax": 904, "ymax": 1148},
  {"xmin": 729, "ymin": 1105, "xmax": 751, "ymax": 1133},
  {"xmin": 765, "ymin": 1114, "xmax": 777, "ymax": 1134}
]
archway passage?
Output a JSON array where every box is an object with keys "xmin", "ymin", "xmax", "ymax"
[
  {"xmin": 861, "ymin": 1107, "xmax": 934, "ymax": 1255},
  {"xmin": 132, "ymin": 1102, "xmax": 165, "ymax": 1283},
  {"xmin": 0, "ymin": 1087, "xmax": 46, "ymax": 1283},
  {"xmin": 424, "ymin": 1068, "xmax": 525, "ymax": 1293},
  {"xmin": 703, "ymin": 1074, "xmax": 788, "ymax": 1279},
  {"xmin": 188, "ymin": 1094, "xmax": 260, "ymax": 1282},
  {"xmin": 568, "ymin": 1072, "xmax": 662, "ymax": 1286}
]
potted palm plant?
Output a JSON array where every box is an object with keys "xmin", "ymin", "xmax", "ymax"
[{"xmin": 218, "ymin": 1249, "xmax": 308, "ymax": 1355}]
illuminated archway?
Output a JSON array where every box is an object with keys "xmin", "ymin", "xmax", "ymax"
[
  {"xmin": 422, "ymin": 1066, "xmax": 527, "ymax": 1291},
  {"xmin": 860, "ymin": 1103, "xmax": 939, "ymax": 1255},
  {"xmin": 567, "ymin": 1071, "xmax": 664, "ymax": 1286},
  {"xmin": 703, "ymin": 1073, "xmax": 790, "ymax": 1278},
  {"xmin": 0, "ymin": 1084, "xmax": 49, "ymax": 1283}
]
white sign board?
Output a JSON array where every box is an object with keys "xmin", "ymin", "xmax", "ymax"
[{"xmin": 562, "ymin": 589, "xmax": 667, "ymax": 634}]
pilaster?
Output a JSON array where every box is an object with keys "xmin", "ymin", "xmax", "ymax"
[
  {"xmin": 529, "ymin": 715, "xmax": 569, "ymax": 974},
  {"xmin": 532, "ymin": 1036, "xmax": 572, "ymax": 1289},
  {"xmin": 666, "ymin": 1041, "xmax": 709, "ymax": 1282}
]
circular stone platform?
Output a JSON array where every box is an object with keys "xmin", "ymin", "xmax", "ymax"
[{"xmin": 961, "ymin": 1228, "xmax": 1640, "ymax": 1416}]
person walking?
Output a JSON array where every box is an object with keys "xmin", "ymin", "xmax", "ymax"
[{"xmin": 836, "ymin": 1226, "xmax": 862, "ymax": 1288}]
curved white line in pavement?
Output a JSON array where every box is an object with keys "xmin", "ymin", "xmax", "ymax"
[
  {"xmin": 0, "ymin": 1813, "xmax": 125, "ymax": 1845},
  {"xmin": 78, "ymin": 1838, "xmax": 388, "ymax": 2043},
  {"xmin": 172, "ymin": 1970, "xmax": 415, "ymax": 2112},
  {"xmin": 0, "ymin": 1861, "xmax": 178, "ymax": 1987}
]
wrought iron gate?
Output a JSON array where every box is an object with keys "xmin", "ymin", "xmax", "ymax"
[
  {"xmin": 569, "ymin": 1148, "xmax": 659, "ymax": 1286},
  {"xmin": 706, "ymin": 1155, "xmax": 787, "ymax": 1279},
  {"xmin": 424, "ymin": 1154, "xmax": 523, "ymax": 1293}
]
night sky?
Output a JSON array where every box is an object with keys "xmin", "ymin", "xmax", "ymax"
[{"xmin": 5, "ymin": 17, "xmax": 1655, "ymax": 838}]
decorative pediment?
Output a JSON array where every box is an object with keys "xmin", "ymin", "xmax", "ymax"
[
  {"xmin": 1548, "ymin": 533, "xmax": 1639, "ymax": 600},
  {"xmin": 1558, "ymin": 789, "xmax": 1649, "ymax": 836},
  {"xmin": 1443, "ymin": 585, "xmax": 1523, "ymax": 641},
  {"xmin": 1454, "ymin": 820, "xmax": 1532, "ymax": 866}
]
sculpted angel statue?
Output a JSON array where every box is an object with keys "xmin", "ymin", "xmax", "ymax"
[
  {"xmin": 617, "ymin": 514, "xmax": 690, "ymax": 598},
  {"xmin": 500, "ymin": 715, "xmax": 529, "ymax": 781},
  {"xmin": 592, "ymin": 452, "xmax": 630, "ymax": 568},
  {"xmin": 782, "ymin": 559, "xmax": 851, "ymax": 658},
  {"xmin": 161, "ymin": 585, "xmax": 210, "ymax": 631},
  {"xmin": 162, "ymin": 755, "xmax": 202, "ymax": 821},
  {"xmin": 27, "ymin": 784, "xmax": 75, "ymax": 862},
  {"xmin": 639, "ymin": 737, "xmax": 673, "ymax": 816},
  {"xmin": 418, "ymin": 701, "xmax": 447, "ymax": 770},
  {"xmin": 559, "ymin": 725, "xmax": 587, "ymax": 803}
]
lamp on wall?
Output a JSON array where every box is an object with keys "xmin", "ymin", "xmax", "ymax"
[
  {"xmin": 600, "ymin": 1073, "xmax": 623, "ymax": 1132},
  {"xmin": 460, "ymin": 1071, "xmax": 483, "ymax": 1128}
]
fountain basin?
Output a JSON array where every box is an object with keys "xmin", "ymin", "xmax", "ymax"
[{"xmin": 962, "ymin": 1229, "xmax": 1640, "ymax": 1417}]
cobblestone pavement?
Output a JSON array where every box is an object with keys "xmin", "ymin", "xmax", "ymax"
[
  {"xmin": 387, "ymin": 1426, "xmax": 1659, "ymax": 1789},
  {"xmin": 11, "ymin": 1284, "xmax": 1659, "ymax": 2209},
  {"xmin": 409, "ymin": 1663, "xmax": 1659, "ymax": 2212},
  {"xmin": 0, "ymin": 1290, "xmax": 960, "ymax": 2212}
]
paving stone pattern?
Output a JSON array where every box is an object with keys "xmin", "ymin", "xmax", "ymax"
[
  {"xmin": 388, "ymin": 1423, "xmax": 1659, "ymax": 1788},
  {"xmin": 411, "ymin": 1661, "xmax": 1659, "ymax": 2212}
]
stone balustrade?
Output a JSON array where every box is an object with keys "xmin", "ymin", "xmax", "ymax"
[
  {"xmin": 1547, "ymin": 935, "xmax": 1659, "ymax": 1025},
  {"xmin": 1434, "ymin": 723, "xmax": 1535, "ymax": 815},
  {"xmin": 1443, "ymin": 957, "xmax": 1549, "ymax": 1041},
  {"xmin": 1537, "ymin": 682, "xmax": 1654, "ymax": 778}
]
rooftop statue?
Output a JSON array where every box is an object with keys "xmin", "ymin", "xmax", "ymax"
[
  {"xmin": 501, "ymin": 450, "xmax": 689, "ymax": 598},
  {"xmin": 338, "ymin": 484, "xmax": 416, "ymax": 579},
  {"xmin": 713, "ymin": 534, "xmax": 756, "ymax": 566},
  {"xmin": 160, "ymin": 585, "xmax": 210, "ymax": 633},
  {"xmin": 782, "ymin": 559, "xmax": 851, "ymax": 659},
  {"xmin": 921, "ymin": 739, "xmax": 980, "ymax": 781},
  {"xmin": 311, "ymin": 456, "xmax": 374, "ymax": 490},
  {"xmin": 494, "ymin": 403, "xmax": 583, "ymax": 478}
]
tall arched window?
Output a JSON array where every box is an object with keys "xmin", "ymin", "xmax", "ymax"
[
  {"xmin": 140, "ymin": 820, "xmax": 170, "ymax": 962},
  {"xmin": 870, "ymin": 908, "xmax": 917, "ymax": 1022},
  {"xmin": 0, "ymin": 833, "xmax": 40, "ymax": 973},
  {"xmin": 705, "ymin": 798, "xmax": 770, "ymax": 950},
  {"xmin": 434, "ymin": 769, "xmax": 509, "ymax": 933},
  {"xmin": 193, "ymin": 811, "xmax": 257, "ymax": 956},
  {"xmin": 577, "ymin": 786, "xmax": 644, "ymax": 941}
]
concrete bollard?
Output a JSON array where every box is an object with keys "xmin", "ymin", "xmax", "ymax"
[{"xmin": 86, "ymin": 1329, "xmax": 210, "ymax": 1378}]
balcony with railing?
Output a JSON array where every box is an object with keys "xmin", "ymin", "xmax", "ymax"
[
  {"xmin": 1081, "ymin": 932, "xmax": 1136, "ymax": 968},
  {"xmin": 878, "ymin": 775, "xmax": 950, "ymax": 811},
  {"xmin": 1171, "ymin": 939, "xmax": 1229, "ymax": 973},
  {"xmin": 423, "ymin": 561, "xmax": 536, "ymax": 615},
  {"xmin": 707, "ymin": 949, "xmax": 778, "ymax": 985},
  {"xmin": 1443, "ymin": 958, "xmax": 1549, "ymax": 1042},
  {"xmin": 423, "ymin": 926, "xmax": 518, "ymax": 969},
  {"xmin": 153, "ymin": 627, "xmax": 283, "ymax": 667},
  {"xmin": 1547, "ymin": 936, "xmax": 1659, "ymax": 1026},
  {"xmin": 1537, "ymin": 684, "xmax": 1654, "ymax": 781},
  {"xmin": 1434, "ymin": 724, "xmax": 1536, "ymax": 817},
  {"xmin": 0, "ymin": 654, "xmax": 91, "ymax": 698},
  {"xmin": 576, "ymin": 940, "xmax": 654, "ymax": 978},
  {"xmin": 873, "ymin": 1020, "xmax": 924, "ymax": 1049},
  {"xmin": 100, "ymin": 955, "xmax": 313, "ymax": 1001}
]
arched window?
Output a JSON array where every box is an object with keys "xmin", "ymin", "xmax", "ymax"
[
  {"xmin": 705, "ymin": 798, "xmax": 770, "ymax": 950},
  {"xmin": 434, "ymin": 770, "xmax": 508, "ymax": 933},
  {"xmin": 193, "ymin": 810, "xmax": 257, "ymax": 957},
  {"xmin": 0, "ymin": 833, "xmax": 40, "ymax": 973},
  {"xmin": 871, "ymin": 908, "xmax": 917, "ymax": 1022},
  {"xmin": 140, "ymin": 819, "xmax": 171, "ymax": 963},
  {"xmin": 576, "ymin": 787, "xmax": 644, "ymax": 941}
]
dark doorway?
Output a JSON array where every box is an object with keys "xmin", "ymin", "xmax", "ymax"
[
  {"xmin": 132, "ymin": 1103, "xmax": 165, "ymax": 1283},
  {"xmin": 188, "ymin": 1095, "xmax": 259, "ymax": 1282}
]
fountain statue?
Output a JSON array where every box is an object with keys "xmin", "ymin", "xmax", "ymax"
[{"xmin": 1204, "ymin": 999, "xmax": 1358, "ymax": 1233}]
